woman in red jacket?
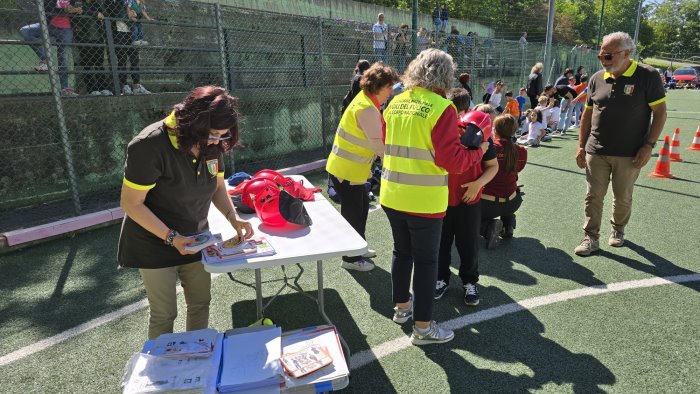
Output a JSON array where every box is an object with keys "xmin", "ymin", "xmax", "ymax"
[{"xmin": 481, "ymin": 114, "xmax": 528, "ymax": 245}]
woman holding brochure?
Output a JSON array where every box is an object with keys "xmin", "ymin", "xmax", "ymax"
[{"xmin": 118, "ymin": 86, "xmax": 254, "ymax": 339}]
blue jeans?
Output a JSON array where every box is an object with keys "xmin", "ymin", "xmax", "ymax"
[
  {"xmin": 440, "ymin": 19, "xmax": 448, "ymax": 32},
  {"xmin": 131, "ymin": 22, "xmax": 144, "ymax": 42},
  {"xmin": 374, "ymin": 47, "xmax": 386, "ymax": 63},
  {"xmin": 558, "ymin": 99, "xmax": 574, "ymax": 131},
  {"xmin": 572, "ymin": 102, "xmax": 584, "ymax": 126},
  {"xmin": 20, "ymin": 23, "xmax": 73, "ymax": 89},
  {"xmin": 384, "ymin": 206, "xmax": 443, "ymax": 323}
]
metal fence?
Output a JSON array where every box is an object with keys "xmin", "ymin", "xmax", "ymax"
[{"xmin": 0, "ymin": 0, "xmax": 600, "ymax": 232}]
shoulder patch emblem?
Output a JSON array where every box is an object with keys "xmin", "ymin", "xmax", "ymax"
[{"xmin": 206, "ymin": 159, "xmax": 218, "ymax": 176}]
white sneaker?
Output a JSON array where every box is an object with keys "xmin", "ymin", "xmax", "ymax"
[
  {"xmin": 410, "ymin": 321, "xmax": 455, "ymax": 345},
  {"xmin": 361, "ymin": 248, "xmax": 376, "ymax": 258},
  {"xmin": 90, "ymin": 90, "xmax": 102, "ymax": 96},
  {"xmin": 341, "ymin": 258, "xmax": 375, "ymax": 272},
  {"xmin": 100, "ymin": 89, "xmax": 114, "ymax": 96},
  {"xmin": 34, "ymin": 61, "xmax": 48, "ymax": 72},
  {"xmin": 132, "ymin": 84, "xmax": 151, "ymax": 95},
  {"xmin": 122, "ymin": 84, "xmax": 133, "ymax": 95}
]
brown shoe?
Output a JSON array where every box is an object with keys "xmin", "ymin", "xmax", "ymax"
[
  {"xmin": 574, "ymin": 237, "xmax": 600, "ymax": 256},
  {"xmin": 608, "ymin": 230, "xmax": 624, "ymax": 247}
]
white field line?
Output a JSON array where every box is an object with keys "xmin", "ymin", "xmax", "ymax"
[
  {"xmin": 2, "ymin": 272, "xmax": 698, "ymax": 368},
  {"xmin": 348, "ymin": 273, "xmax": 700, "ymax": 370}
]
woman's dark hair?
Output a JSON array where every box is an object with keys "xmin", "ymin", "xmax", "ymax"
[
  {"xmin": 576, "ymin": 65, "xmax": 584, "ymax": 73},
  {"xmin": 360, "ymin": 63, "xmax": 400, "ymax": 95},
  {"xmin": 532, "ymin": 109, "xmax": 544, "ymax": 123},
  {"xmin": 458, "ymin": 72, "xmax": 470, "ymax": 85},
  {"xmin": 172, "ymin": 86, "xmax": 239, "ymax": 155},
  {"xmin": 493, "ymin": 114, "xmax": 519, "ymax": 173},
  {"xmin": 446, "ymin": 88, "xmax": 470, "ymax": 112},
  {"xmin": 354, "ymin": 60, "xmax": 371, "ymax": 76}
]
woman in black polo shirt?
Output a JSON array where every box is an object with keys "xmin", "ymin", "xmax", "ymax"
[{"xmin": 118, "ymin": 86, "xmax": 254, "ymax": 339}]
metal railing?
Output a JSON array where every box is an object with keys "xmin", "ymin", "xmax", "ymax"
[{"xmin": 0, "ymin": 0, "xmax": 600, "ymax": 232}]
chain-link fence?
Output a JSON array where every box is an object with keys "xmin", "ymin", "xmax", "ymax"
[{"xmin": 0, "ymin": 0, "xmax": 600, "ymax": 232}]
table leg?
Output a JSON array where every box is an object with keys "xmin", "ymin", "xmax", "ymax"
[
  {"xmin": 255, "ymin": 268, "xmax": 263, "ymax": 320},
  {"xmin": 317, "ymin": 260, "xmax": 351, "ymax": 360}
]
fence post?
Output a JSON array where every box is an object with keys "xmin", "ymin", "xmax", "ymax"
[
  {"xmin": 215, "ymin": 2, "xmax": 228, "ymax": 89},
  {"xmin": 318, "ymin": 17, "xmax": 328, "ymax": 155},
  {"xmin": 301, "ymin": 34, "xmax": 308, "ymax": 87},
  {"xmin": 104, "ymin": 20, "xmax": 121, "ymax": 95},
  {"xmin": 34, "ymin": 0, "xmax": 81, "ymax": 214}
]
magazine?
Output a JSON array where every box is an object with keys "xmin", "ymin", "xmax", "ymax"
[
  {"xmin": 184, "ymin": 231, "xmax": 223, "ymax": 253},
  {"xmin": 203, "ymin": 237, "xmax": 276, "ymax": 263}
]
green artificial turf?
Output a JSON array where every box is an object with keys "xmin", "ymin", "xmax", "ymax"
[{"xmin": 0, "ymin": 90, "xmax": 698, "ymax": 393}]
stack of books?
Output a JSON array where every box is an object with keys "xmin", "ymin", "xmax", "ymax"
[{"xmin": 217, "ymin": 326, "xmax": 283, "ymax": 393}]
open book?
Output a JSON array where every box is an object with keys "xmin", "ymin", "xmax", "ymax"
[
  {"xmin": 203, "ymin": 237, "xmax": 276, "ymax": 263},
  {"xmin": 184, "ymin": 231, "xmax": 223, "ymax": 253}
]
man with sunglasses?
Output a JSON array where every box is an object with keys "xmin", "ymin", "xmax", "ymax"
[{"xmin": 574, "ymin": 32, "xmax": 667, "ymax": 256}]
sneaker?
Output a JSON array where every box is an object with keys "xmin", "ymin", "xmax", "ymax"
[
  {"xmin": 341, "ymin": 258, "xmax": 375, "ymax": 272},
  {"xmin": 392, "ymin": 299, "xmax": 412, "ymax": 324},
  {"xmin": 122, "ymin": 84, "xmax": 133, "ymax": 95},
  {"xmin": 362, "ymin": 248, "xmax": 377, "ymax": 258},
  {"xmin": 410, "ymin": 321, "xmax": 454, "ymax": 345},
  {"xmin": 485, "ymin": 219, "xmax": 503, "ymax": 249},
  {"xmin": 90, "ymin": 90, "xmax": 102, "ymax": 96},
  {"xmin": 34, "ymin": 60, "xmax": 48, "ymax": 72},
  {"xmin": 463, "ymin": 283, "xmax": 480, "ymax": 306},
  {"xmin": 132, "ymin": 84, "xmax": 152, "ymax": 95},
  {"xmin": 574, "ymin": 237, "xmax": 600, "ymax": 256},
  {"xmin": 100, "ymin": 89, "xmax": 114, "ymax": 96},
  {"xmin": 608, "ymin": 229, "xmax": 625, "ymax": 247},
  {"xmin": 60, "ymin": 87, "xmax": 78, "ymax": 97},
  {"xmin": 434, "ymin": 279, "xmax": 448, "ymax": 300}
]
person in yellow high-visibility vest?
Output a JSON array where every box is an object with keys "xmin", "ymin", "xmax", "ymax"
[
  {"xmin": 381, "ymin": 49, "xmax": 488, "ymax": 346},
  {"xmin": 326, "ymin": 63, "xmax": 399, "ymax": 272}
]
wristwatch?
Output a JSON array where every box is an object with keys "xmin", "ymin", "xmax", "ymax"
[
  {"xmin": 165, "ymin": 229, "xmax": 178, "ymax": 246},
  {"xmin": 645, "ymin": 140, "xmax": 657, "ymax": 148}
]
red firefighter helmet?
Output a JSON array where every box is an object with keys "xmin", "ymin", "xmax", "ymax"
[
  {"xmin": 252, "ymin": 169, "xmax": 288, "ymax": 185},
  {"xmin": 241, "ymin": 178, "xmax": 278, "ymax": 213},
  {"xmin": 459, "ymin": 110, "xmax": 493, "ymax": 141},
  {"xmin": 252, "ymin": 182, "xmax": 287, "ymax": 227}
]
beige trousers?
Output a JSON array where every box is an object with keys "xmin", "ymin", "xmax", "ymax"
[
  {"xmin": 139, "ymin": 261, "xmax": 212, "ymax": 340},
  {"xmin": 583, "ymin": 153, "xmax": 641, "ymax": 240}
]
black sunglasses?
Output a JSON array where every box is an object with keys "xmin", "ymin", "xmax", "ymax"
[{"xmin": 597, "ymin": 50, "xmax": 625, "ymax": 61}]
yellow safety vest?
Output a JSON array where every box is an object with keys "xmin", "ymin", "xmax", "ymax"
[
  {"xmin": 325, "ymin": 91, "xmax": 379, "ymax": 183},
  {"xmin": 380, "ymin": 87, "xmax": 453, "ymax": 213}
]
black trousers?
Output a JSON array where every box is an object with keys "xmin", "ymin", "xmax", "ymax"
[
  {"xmin": 437, "ymin": 202, "xmax": 481, "ymax": 285},
  {"xmin": 480, "ymin": 193, "xmax": 523, "ymax": 235},
  {"xmin": 114, "ymin": 32, "xmax": 140, "ymax": 85},
  {"xmin": 528, "ymin": 94, "xmax": 538, "ymax": 110},
  {"xmin": 77, "ymin": 46, "xmax": 107, "ymax": 92},
  {"xmin": 329, "ymin": 175, "xmax": 368, "ymax": 263},
  {"xmin": 384, "ymin": 206, "xmax": 442, "ymax": 323}
]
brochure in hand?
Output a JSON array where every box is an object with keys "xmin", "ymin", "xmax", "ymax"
[
  {"xmin": 203, "ymin": 237, "xmax": 276, "ymax": 263},
  {"xmin": 184, "ymin": 231, "xmax": 223, "ymax": 253}
]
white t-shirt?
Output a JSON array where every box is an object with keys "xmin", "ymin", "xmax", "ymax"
[
  {"xmin": 534, "ymin": 105, "xmax": 549, "ymax": 124},
  {"xmin": 373, "ymin": 23, "xmax": 388, "ymax": 49},
  {"xmin": 489, "ymin": 92, "xmax": 502, "ymax": 108},
  {"xmin": 549, "ymin": 106, "xmax": 561, "ymax": 123},
  {"xmin": 528, "ymin": 121, "xmax": 545, "ymax": 140}
]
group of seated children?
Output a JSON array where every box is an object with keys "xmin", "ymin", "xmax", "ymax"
[{"xmin": 516, "ymin": 95, "xmax": 558, "ymax": 147}]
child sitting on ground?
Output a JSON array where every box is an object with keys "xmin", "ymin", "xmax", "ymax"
[
  {"xmin": 503, "ymin": 91, "xmax": 520, "ymax": 118},
  {"xmin": 517, "ymin": 109, "xmax": 546, "ymax": 147}
]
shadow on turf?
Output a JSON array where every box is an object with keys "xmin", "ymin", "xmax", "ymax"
[
  {"xmin": 482, "ymin": 237, "xmax": 606, "ymax": 287},
  {"xmin": 348, "ymin": 286, "xmax": 616, "ymax": 393},
  {"xmin": 599, "ymin": 240, "xmax": 700, "ymax": 293}
]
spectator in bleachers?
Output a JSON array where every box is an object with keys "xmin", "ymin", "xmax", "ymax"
[
  {"xmin": 326, "ymin": 63, "xmax": 400, "ymax": 272},
  {"xmin": 372, "ymin": 13, "xmax": 388, "ymax": 63},
  {"xmin": 481, "ymin": 114, "xmax": 527, "ymax": 242},
  {"xmin": 20, "ymin": 0, "xmax": 83, "ymax": 97},
  {"xmin": 340, "ymin": 59, "xmax": 370, "ymax": 115},
  {"xmin": 431, "ymin": 6, "xmax": 441, "ymax": 33},
  {"xmin": 519, "ymin": 32, "xmax": 528, "ymax": 51},
  {"xmin": 457, "ymin": 73, "xmax": 474, "ymax": 109},
  {"xmin": 416, "ymin": 27, "xmax": 432, "ymax": 53},
  {"xmin": 393, "ymin": 24, "xmax": 409, "ymax": 72},
  {"xmin": 527, "ymin": 62, "xmax": 544, "ymax": 109},
  {"xmin": 103, "ymin": 0, "xmax": 150, "ymax": 95},
  {"xmin": 447, "ymin": 26, "xmax": 464, "ymax": 63},
  {"xmin": 127, "ymin": 0, "xmax": 154, "ymax": 46},
  {"xmin": 74, "ymin": 0, "xmax": 112, "ymax": 95}
]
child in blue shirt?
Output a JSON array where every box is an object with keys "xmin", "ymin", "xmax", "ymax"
[
  {"xmin": 516, "ymin": 88, "xmax": 527, "ymax": 112},
  {"xmin": 127, "ymin": 0, "xmax": 153, "ymax": 45}
]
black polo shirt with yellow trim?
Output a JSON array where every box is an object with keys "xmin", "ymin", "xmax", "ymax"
[
  {"xmin": 117, "ymin": 116, "xmax": 225, "ymax": 269},
  {"xmin": 584, "ymin": 60, "xmax": 666, "ymax": 157}
]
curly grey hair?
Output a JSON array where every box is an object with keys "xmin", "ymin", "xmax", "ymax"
[
  {"xmin": 402, "ymin": 48, "xmax": 455, "ymax": 91},
  {"xmin": 602, "ymin": 31, "xmax": 636, "ymax": 55}
]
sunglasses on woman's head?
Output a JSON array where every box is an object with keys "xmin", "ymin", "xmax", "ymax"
[
  {"xmin": 597, "ymin": 50, "xmax": 625, "ymax": 61},
  {"xmin": 208, "ymin": 132, "xmax": 231, "ymax": 141}
]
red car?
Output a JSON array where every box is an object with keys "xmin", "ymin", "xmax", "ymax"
[{"xmin": 672, "ymin": 68, "xmax": 698, "ymax": 89}]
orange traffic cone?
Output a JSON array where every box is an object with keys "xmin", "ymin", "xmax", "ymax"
[
  {"xmin": 669, "ymin": 127, "xmax": 683, "ymax": 162},
  {"xmin": 687, "ymin": 124, "xmax": 700, "ymax": 151},
  {"xmin": 649, "ymin": 135, "xmax": 673, "ymax": 179}
]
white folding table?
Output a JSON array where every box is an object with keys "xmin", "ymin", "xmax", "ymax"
[{"xmin": 203, "ymin": 175, "xmax": 368, "ymax": 357}]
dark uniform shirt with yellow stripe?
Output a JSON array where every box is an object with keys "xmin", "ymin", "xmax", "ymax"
[
  {"xmin": 585, "ymin": 60, "xmax": 666, "ymax": 157},
  {"xmin": 117, "ymin": 116, "xmax": 225, "ymax": 269}
]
